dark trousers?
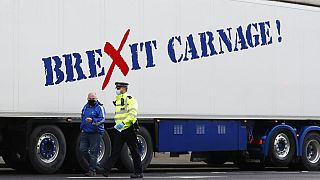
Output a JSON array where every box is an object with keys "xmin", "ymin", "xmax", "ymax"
[
  {"xmin": 103, "ymin": 126, "xmax": 142, "ymax": 174},
  {"xmin": 79, "ymin": 132, "xmax": 101, "ymax": 172}
]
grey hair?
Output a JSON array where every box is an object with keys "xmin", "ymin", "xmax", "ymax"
[{"xmin": 87, "ymin": 92, "xmax": 97, "ymax": 98}]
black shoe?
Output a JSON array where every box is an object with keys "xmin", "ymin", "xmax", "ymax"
[
  {"xmin": 96, "ymin": 164, "xmax": 104, "ymax": 171},
  {"xmin": 84, "ymin": 171, "xmax": 96, "ymax": 177},
  {"xmin": 102, "ymin": 170, "xmax": 110, "ymax": 177},
  {"xmin": 130, "ymin": 173, "xmax": 144, "ymax": 178}
]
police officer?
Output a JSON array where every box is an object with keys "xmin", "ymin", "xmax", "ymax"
[
  {"xmin": 79, "ymin": 92, "xmax": 106, "ymax": 177},
  {"xmin": 102, "ymin": 82, "xmax": 143, "ymax": 178}
]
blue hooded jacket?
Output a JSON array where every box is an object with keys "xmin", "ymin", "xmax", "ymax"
[{"xmin": 80, "ymin": 101, "xmax": 106, "ymax": 134}]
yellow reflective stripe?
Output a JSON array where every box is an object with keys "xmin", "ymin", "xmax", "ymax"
[
  {"xmin": 114, "ymin": 114, "xmax": 127, "ymax": 118},
  {"xmin": 116, "ymin": 110, "xmax": 137, "ymax": 115},
  {"xmin": 127, "ymin": 108, "xmax": 137, "ymax": 112},
  {"xmin": 124, "ymin": 97, "xmax": 128, "ymax": 112},
  {"xmin": 128, "ymin": 113, "xmax": 137, "ymax": 117},
  {"xmin": 114, "ymin": 117, "xmax": 126, "ymax": 121},
  {"xmin": 115, "ymin": 111, "xmax": 128, "ymax": 115},
  {"xmin": 128, "ymin": 110, "xmax": 137, "ymax": 115}
]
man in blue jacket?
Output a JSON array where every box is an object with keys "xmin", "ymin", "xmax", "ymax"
[{"xmin": 80, "ymin": 92, "xmax": 106, "ymax": 177}]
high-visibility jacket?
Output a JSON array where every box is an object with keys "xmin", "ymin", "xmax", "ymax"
[{"xmin": 114, "ymin": 93, "xmax": 138, "ymax": 130}]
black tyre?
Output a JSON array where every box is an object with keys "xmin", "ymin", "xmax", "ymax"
[
  {"xmin": 75, "ymin": 131, "xmax": 112, "ymax": 172},
  {"xmin": 120, "ymin": 126, "xmax": 153, "ymax": 172},
  {"xmin": 268, "ymin": 129, "xmax": 295, "ymax": 166},
  {"xmin": 60, "ymin": 129, "xmax": 81, "ymax": 171},
  {"xmin": 28, "ymin": 125, "xmax": 66, "ymax": 174},
  {"xmin": 301, "ymin": 132, "xmax": 320, "ymax": 170}
]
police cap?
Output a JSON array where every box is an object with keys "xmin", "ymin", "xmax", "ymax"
[{"xmin": 115, "ymin": 82, "xmax": 129, "ymax": 88}]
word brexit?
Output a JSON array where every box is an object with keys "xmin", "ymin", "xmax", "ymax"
[{"xmin": 42, "ymin": 20, "xmax": 282, "ymax": 90}]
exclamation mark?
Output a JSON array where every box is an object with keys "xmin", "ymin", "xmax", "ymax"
[{"xmin": 276, "ymin": 20, "xmax": 282, "ymax": 43}]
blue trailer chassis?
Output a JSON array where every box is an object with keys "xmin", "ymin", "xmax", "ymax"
[{"xmin": 158, "ymin": 120, "xmax": 247, "ymax": 152}]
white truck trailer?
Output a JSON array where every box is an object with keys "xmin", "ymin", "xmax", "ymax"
[{"xmin": 1, "ymin": 0, "xmax": 320, "ymax": 173}]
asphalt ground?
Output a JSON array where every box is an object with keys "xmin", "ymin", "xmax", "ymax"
[
  {"xmin": 2, "ymin": 155, "xmax": 320, "ymax": 179},
  {"xmin": 2, "ymin": 165, "xmax": 320, "ymax": 180}
]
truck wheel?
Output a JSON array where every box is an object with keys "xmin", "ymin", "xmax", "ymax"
[
  {"xmin": 268, "ymin": 129, "xmax": 295, "ymax": 166},
  {"xmin": 28, "ymin": 125, "xmax": 66, "ymax": 174},
  {"xmin": 120, "ymin": 126, "xmax": 153, "ymax": 172},
  {"xmin": 60, "ymin": 129, "xmax": 81, "ymax": 171},
  {"xmin": 301, "ymin": 132, "xmax": 320, "ymax": 170},
  {"xmin": 75, "ymin": 131, "xmax": 111, "ymax": 172}
]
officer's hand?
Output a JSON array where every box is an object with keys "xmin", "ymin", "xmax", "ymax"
[
  {"xmin": 114, "ymin": 122, "xmax": 125, "ymax": 130},
  {"xmin": 86, "ymin": 118, "xmax": 93, "ymax": 123}
]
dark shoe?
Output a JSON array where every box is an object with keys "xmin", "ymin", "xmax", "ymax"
[
  {"xmin": 130, "ymin": 173, "xmax": 144, "ymax": 178},
  {"xmin": 96, "ymin": 164, "xmax": 104, "ymax": 171},
  {"xmin": 84, "ymin": 171, "xmax": 96, "ymax": 177},
  {"xmin": 102, "ymin": 170, "xmax": 110, "ymax": 177}
]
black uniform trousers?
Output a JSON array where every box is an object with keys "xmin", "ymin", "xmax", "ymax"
[{"xmin": 103, "ymin": 126, "xmax": 143, "ymax": 173}]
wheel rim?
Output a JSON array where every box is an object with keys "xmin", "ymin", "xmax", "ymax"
[
  {"xmin": 36, "ymin": 133, "xmax": 59, "ymax": 163},
  {"xmin": 97, "ymin": 138, "xmax": 105, "ymax": 163},
  {"xmin": 128, "ymin": 135, "xmax": 147, "ymax": 161},
  {"xmin": 137, "ymin": 135, "xmax": 147, "ymax": 161},
  {"xmin": 273, "ymin": 133, "xmax": 290, "ymax": 160},
  {"xmin": 306, "ymin": 139, "xmax": 320, "ymax": 164}
]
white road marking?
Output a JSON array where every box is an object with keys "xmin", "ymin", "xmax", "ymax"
[
  {"xmin": 67, "ymin": 177, "xmax": 110, "ymax": 179},
  {"xmin": 264, "ymin": 171, "xmax": 301, "ymax": 174},
  {"xmin": 211, "ymin": 172, "xmax": 227, "ymax": 174},
  {"xmin": 67, "ymin": 175, "xmax": 227, "ymax": 179},
  {"xmin": 173, "ymin": 176, "xmax": 227, "ymax": 179},
  {"xmin": 167, "ymin": 171, "xmax": 227, "ymax": 175}
]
